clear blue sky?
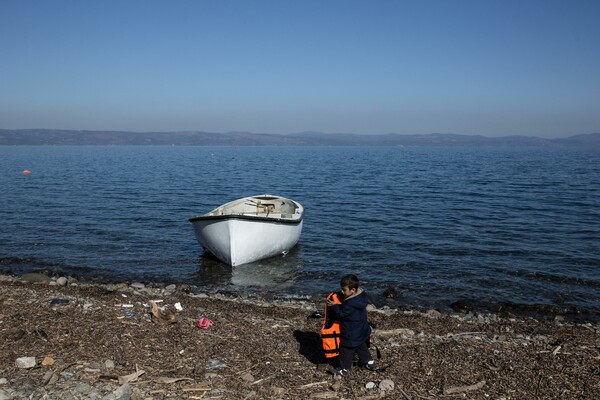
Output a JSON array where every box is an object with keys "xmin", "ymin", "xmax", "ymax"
[{"xmin": 1, "ymin": 1, "xmax": 599, "ymax": 138}]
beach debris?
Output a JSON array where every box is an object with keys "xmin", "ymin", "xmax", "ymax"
[
  {"xmin": 118, "ymin": 369, "xmax": 145, "ymax": 384},
  {"xmin": 41, "ymin": 356, "xmax": 54, "ymax": 366},
  {"xmin": 307, "ymin": 311, "xmax": 323, "ymax": 319},
  {"xmin": 552, "ymin": 345, "xmax": 562, "ymax": 356},
  {"xmin": 174, "ymin": 302, "xmax": 183, "ymax": 311},
  {"xmin": 122, "ymin": 309, "xmax": 135, "ymax": 318},
  {"xmin": 22, "ymin": 169, "xmax": 31, "ymax": 175},
  {"xmin": 50, "ymin": 298, "xmax": 70, "ymax": 305},
  {"xmin": 373, "ymin": 328, "xmax": 415, "ymax": 338},
  {"xmin": 365, "ymin": 381, "xmax": 376, "ymax": 389},
  {"xmin": 207, "ymin": 359, "xmax": 226, "ymax": 369},
  {"xmin": 150, "ymin": 300, "xmax": 177, "ymax": 324},
  {"xmin": 56, "ymin": 277, "xmax": 67, "ymax": 286},
  {"xmin": 181, "ymin": 383, "xmax": 212, "ymax": 392},
  {"xmin": 155, "ymin": 376, "xmax": 194, "ymax": 384},
  {"xmin": 310, "ymin": 391, "xmax": 338, "ymax": 399},
  {"xmin": 443, "ymin": 379, "xmax": 486, "ymax": 395},
  {"xmin": 197, "ymin": 317, "xmax": 213, "ymax": 329},
  {"xmin": 299, "ymin": 381, "xmax": 328, "ymax": 389}
]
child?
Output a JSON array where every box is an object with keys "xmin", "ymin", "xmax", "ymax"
[{"xmin": 326, "ymin": 274, "xmax": 376, "ymax": 376}]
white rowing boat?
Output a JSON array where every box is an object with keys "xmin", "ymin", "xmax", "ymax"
[{"xmin": 189, "ymin": 195, "xmax": 304, "ymax": 266}]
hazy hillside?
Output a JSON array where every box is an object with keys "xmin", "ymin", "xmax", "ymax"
[{"xmin": 0, "ymin": 129, "xmax": 599, "ymax": 147}]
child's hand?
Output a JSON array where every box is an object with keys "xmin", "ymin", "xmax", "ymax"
[{"xmin": 326, "ymin": 299, "xmax": 336, "ymax": 306}]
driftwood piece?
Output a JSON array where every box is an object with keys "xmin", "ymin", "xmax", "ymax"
[
  {"xmin": 443, "ymin": 380, "xmax": 486, "ymax": 395},
  {"xmin": 155, "ymin": 376, "xmax": 194, "ymax": 384},
  {"xmin": 373, "ymin": 328, "xmax": 415, "ymax": 337},
  {"xmin": 118, "ymin": 369, "xmax": 145, "ymax": 384},
  {"xmin": 298, "ymin": 381, "xmax": 328, "ymax": 389}
]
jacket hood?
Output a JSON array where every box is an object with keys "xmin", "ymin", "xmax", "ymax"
[{"xmin": 343, "ymin": 288, "xmax": 368, "ymax": 308}]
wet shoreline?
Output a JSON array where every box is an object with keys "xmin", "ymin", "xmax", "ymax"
[{"xmin": 2, "ymin": 260, "xmax": 598, "ymax": 323}]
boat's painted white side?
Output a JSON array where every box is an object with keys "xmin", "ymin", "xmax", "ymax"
[{"xmin": 189, "ymin": 195, "xmax": 303, "ymax": 266}]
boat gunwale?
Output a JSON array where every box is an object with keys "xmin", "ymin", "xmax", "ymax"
[{"xmin": 188, "ymin": 214, "xmax": 303, "ymax": 225}]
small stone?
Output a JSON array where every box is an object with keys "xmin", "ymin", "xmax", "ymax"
[
  {"xmin": 112, "ymin": 383, "xmax": 133, "ymax": 400},
  {"xmin": 0, "ymin": 378, "xmax": 7, "ymax": 385},
  {"xmin": 379, "ymin": 379, "xmax": 395, "ymax": 392},
  {"xmin": 130, "ymin": 282, "xmax": 145, "ymax": 290},
  {"xmin": 165, "ymin": 284, "xmax": 176, "ymax": 292},
  {"xmin": 15, "ymin": 357, "xmax": 36, "ymax": 369},
  {"xmin": 424, "ymin": 309, "xmax": 442, "ymax": 318},
  {"xmin": 56, "ymin": 277, "xmax": 68, "ymax": 286},
  {"xmin": 331, "ymin": 380, "xmax": 342, "ymax": 391},
  {"xmin": 366, "ymin": 381, "xmax": 376, "ymax": 389},
  {"xmin": 131, "ymin": 387, "xmax": 143, "ymax": 400},
  {"xmin": 240, "ymin": 373, "xmax": 254, "ymax": 382},
  {"xmin": 42, "ymin": 371, "xmax": 58, "ymax": 386},
  {"xmin": 105, "ymin": 359, "xmax": 115, "ymax": 370},
  {"xmin": 271, "ymin": 387, "xmax": 285, "ymax": 396},
  {"xmin": 75, "ymin": 382, "xmax": 92, "ymax": 395}
]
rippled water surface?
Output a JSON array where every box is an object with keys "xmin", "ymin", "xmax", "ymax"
[{"xmin": 1, "ymin": 146, "xmax": 599, "ymax": 319}]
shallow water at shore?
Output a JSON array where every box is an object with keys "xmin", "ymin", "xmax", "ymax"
[{"xmin": 1, "ymin": 146, "xmax": 599, "ymax": 319}]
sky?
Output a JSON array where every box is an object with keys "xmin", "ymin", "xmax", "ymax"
[{"xmin": 1, "ymin": 1, "xmax": 599, "ymax": 138}]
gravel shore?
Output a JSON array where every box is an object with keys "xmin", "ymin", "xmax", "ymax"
[{"xmin": 1, "ymin": 273, "xmax": 599, "ymax": 399}]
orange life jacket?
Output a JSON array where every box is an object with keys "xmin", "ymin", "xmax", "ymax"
[{"xmin": 320, "ymin": 292, "xmax": 342, "ymax": 358}]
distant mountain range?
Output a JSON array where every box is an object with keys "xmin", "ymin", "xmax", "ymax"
[{"xmin": 1, "ymin": 129, "xmax": 599, "ymax": 147}]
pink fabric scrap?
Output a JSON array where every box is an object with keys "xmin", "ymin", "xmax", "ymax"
[{"xmin": 197, "ymin": 317, "xmax": 213, "ymax": 329}]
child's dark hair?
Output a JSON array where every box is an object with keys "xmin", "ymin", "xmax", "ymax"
[{"xmin": 340, "ymin": 274, "xmax": 359, "ymax": 290}]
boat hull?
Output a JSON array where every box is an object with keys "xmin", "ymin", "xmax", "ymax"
[{"xmin": 189, "ymin": 195, "xmax": 303, "ymax": 266}]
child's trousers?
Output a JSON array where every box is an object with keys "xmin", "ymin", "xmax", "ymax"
[{"xmin": 339, "ymin": 342, "xmax": 372, "ymax": 370}]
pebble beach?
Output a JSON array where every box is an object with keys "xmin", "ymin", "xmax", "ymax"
[{"xmin": 1, "ymin": 273, "xmax": 599, "ymax": 399}]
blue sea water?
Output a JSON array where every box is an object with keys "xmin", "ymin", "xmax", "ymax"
[{"xmin": 1, "ymin": 146, "xmax": 599, "ymax": 319}]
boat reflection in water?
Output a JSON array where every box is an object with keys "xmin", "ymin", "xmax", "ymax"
[{"xmin": 193, "ymin": 246, "xmax": 302, "ymax": 292}]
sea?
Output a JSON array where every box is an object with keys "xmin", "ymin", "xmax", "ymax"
[{"xmin": 1, "ymin": 145, "xmax": 599, "ymax": 320}]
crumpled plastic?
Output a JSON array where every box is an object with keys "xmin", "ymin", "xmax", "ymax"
[{"xmin": 197, "ymin": 317, "xmax": 213, "ymax": 329}]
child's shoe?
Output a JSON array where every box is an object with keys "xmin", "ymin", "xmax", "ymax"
[
  {"xmin": 362, "ymin": 360, "xmax": 377, "ymax": 371},
  {"xmin": 329, "ymin": 367, "xmax": 349, "ymax": 376}
]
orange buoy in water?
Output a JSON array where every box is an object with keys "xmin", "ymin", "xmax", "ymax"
[{"xmin": 22, "ymin": 169, "xmax": 31, "ymax": 175}]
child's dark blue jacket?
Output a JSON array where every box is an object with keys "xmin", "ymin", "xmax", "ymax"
[{"xmin": 330, "ymin": 288, "xmax": 371, "ymax": 348}]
